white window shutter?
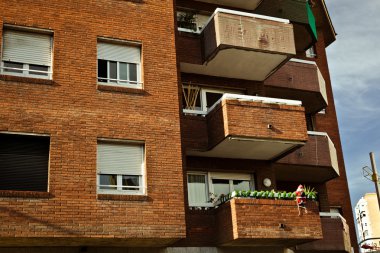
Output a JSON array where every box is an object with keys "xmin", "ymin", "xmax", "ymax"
[
  {"xmin": 2, "ymin": 30, "xmax": 52, "ymax": 66},
  {"xmin": 98, "ymin": 42, "xmax": 140, "ymax": 63},
  {"xmin": 97, "ymin": 142, "xmax": 144, "ymax": 176}
]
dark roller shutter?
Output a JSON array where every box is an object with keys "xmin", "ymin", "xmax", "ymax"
[{"xmin": 0, "ymin": 133, "xmax": 49, "ymax": 191}]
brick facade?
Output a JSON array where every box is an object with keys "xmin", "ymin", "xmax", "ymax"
[
  {"xmin": 0, "ymin": 0, "xmax": 185, "ymax": 246},
  {"xmin": 0, "ymin": 0, "xmax": 357, "ymax": 252}
]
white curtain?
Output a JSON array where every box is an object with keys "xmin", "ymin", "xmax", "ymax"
[{"xmin": 187, "ymin": 174, "xmax": 208, "ymax": 205}]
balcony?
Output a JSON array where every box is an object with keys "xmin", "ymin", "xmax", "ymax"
[
  {"xmin": 180, "ymin": 8, "xmax": 296, "ymax": 81},
  {"xmin": 255, "ymin": 0, "xmax": 317, "ymax": 51},
  {"xmin": 296, "ymin": 213, "xmax": 352, "ymax": 253},
  {"xmin": 216, "ymin": 198, "xmax": 322, "ymax": 246},
  {"xmin": 274, "ymin": 131, "xmax": 339, "ymax": 183},
  {"xmin": 264, "ymin": 59, "xmax": 328, "ymax": 114},
  {"xmin": 187, "ymin": 94, "xmax": 308, "ymax": 160},
  {"xmin": 193, "ymin": 0, "xmax": 263, "ymax": 11}
]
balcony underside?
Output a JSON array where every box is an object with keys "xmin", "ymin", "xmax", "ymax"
[
  {"xmin": 0, "ymin": 237, "xmax": 179, "ymax": 247},
  {"xmin": 194, "ymin": 0, "xmax": 262, "ymax": 10},
  {"xmin": 274, "ymin": 132, "xmax": 339, "ymax": 183},
  {"xmin": 181, "ymin": 49, "xmax": 289, "ymax": 81},
  {"xmin": 187, "ymin": 137, "xmax": 304, "ymax": 160}
]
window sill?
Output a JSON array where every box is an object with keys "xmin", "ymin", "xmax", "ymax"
[
  {"xmin": 97, "ymin": 194, "xmax": 151, "ymax": 202},
  {"xmin": 97, "ymin": 84, "xmax": 145, "ymax": 95},
  {"xmin": 0, "ymin": 74, "xmax": 54, "ymax": 86},
  {"xmin": 0, "ymin": 190, "xmax": 52, "ymax": 199}
]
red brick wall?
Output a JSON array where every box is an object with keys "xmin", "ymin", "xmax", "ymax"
[
  {"xmin": 0, "ymin": 0, "xmax": 185, "ymax": 246},
  {"xmin": 216, "ymin": 199, "xmax": 322, "ymax": 246}
]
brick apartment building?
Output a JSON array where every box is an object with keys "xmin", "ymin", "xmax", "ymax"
[{"xmin": 0, "ymin": 0, "xmax": 357, "ymax": 253}]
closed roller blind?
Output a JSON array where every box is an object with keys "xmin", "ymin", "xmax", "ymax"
[
  {"xmin": 2, "ymin": 30, "xmax": 52, "ymax": 66},
  {"xmin": 97, "ymin": 142, "xmax": 144, "ymax": 175},
  {"xmin": 98, "ymin": 42, "xmax": 140, "ymax": 63},
  {"xmin": 0, "ymin": 134, "xmax": 50, "ymax": 192}
]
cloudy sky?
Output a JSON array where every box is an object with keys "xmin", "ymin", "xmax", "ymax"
[{"xmin": 324, "ymin": 0, "xmax": 380, "ymax": 208}]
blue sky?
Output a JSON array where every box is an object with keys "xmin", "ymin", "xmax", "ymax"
[{"xmin": 324, "ymin": 0, "xmax": 380, "ymax": 208}]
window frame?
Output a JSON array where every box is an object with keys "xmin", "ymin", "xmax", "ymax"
[
  {"xmin": 97, "ymin": 39, "xmax": 143, "ymax": 89},
  {"xmin": 182, "ymin": 86, "xmax": 244, "ymax": 115},
  {"xmin": 97, "ymin": 140, "xmax": 146, "ymax": 196},
  {"xmin": 0, "ymin": 27, "xmax": 53, "ymax": 79},
  {"xmin": 187, "ymin": 171, "xmax": 254, "ymax": 207}
]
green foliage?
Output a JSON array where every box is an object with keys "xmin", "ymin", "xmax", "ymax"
[{"xmin": 224, "ymin": 189, "xmax": 318, "ymax": 202}]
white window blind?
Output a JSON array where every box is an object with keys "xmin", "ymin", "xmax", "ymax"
[
  {"xmin": 97, "ymin": 142, "xmax": 144, "ymax": 175},
  {"xmin": 97, "ymin": 42, "xmax": 140, "ymax": 63},
  {"xmin": 2, "ymin": 30, "xmax": 52, "ymax": 66}
]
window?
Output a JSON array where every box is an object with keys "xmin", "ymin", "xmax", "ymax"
[
  {"xmin": 306, "ymin": 114, "xmax": 315, "ymax": 131},
  {"xmin": 182, "ymin": 86, "xmax": 243, "ymax": 114},
  {"xmin": 177, "ymin": 11, "xmax": 210, "ymax": 33},
  {"xmin": 306, "ymin": 46, "xmax": 317, "ymax": 58},
  {"xmin": 97, "ymin": 141, "xmax": 145, "ymax": 195},
  {"xmin": 97, "ymin": 41, "xmax": 142, "ymax": 88},
  {"xmin": 0, "ymin": 133, "xmax": 50, "ymax": 191},
  {"xmin": 0, "ymin": 28, "xmax": 52, "ymax": 79},
  {"xmin": 187, "ymin": 172, "xmax": 253, "ymax": 207}
]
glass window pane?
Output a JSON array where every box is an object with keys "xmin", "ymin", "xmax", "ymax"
[
  {"xmin": 98, "ymin": 59, "xmax": 108, "ymax": 82},
  {"xmin": 205, "ymin": 92, "xmax": 223, "ymax": 109},
  {"xmin": 29, "ymin": 64, "xmax": 48, "ymax": 76},
  {"xmin": 3, "ymin": 61, "xmax": 23, "ymax": 73},
  {"xmin": 233, "ymin": 180, "xmax": 250, "ymax": 191},
  {"xmin": 122, "ymin": 175, "xmax": 140, "ymax": 191},
  {"xmin": 99, "ymin": 174, "xmax": 117, "ymax": 190},
  {"xmin": 188, "ymin": 174, "xmax": 207, "ymax": 204},
  {"xmin": 109, "ymin": 61, "xmax": 117, "ymax": 82},
  {"xmin": 212, "ymin": 179, "xmax": 230, "ymax": 197},
  {"xmin": 129, "ymin": 63, "xmax": 137, "ymax": 82},
  {"xmin": 119, "ymin": 62, "xmax": 128, "ymax": 81}
]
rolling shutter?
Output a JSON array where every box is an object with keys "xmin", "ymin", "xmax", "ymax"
[
  {"xmin": 97, "ymin": 142, "xmax": 144, "ymax": 175},
  {"xmin": 2, "ymin": 30, "xmax": 52, "ymax": 66},
  {"xmin": 0, "ymin": 134, "xmax": 50, "ymax": 192},
  {"xmin": 97, "ymin": 42, "xmax": 140, "ymax": 64}
]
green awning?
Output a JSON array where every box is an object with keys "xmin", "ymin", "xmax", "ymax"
[{"xmin": 307, "ymin": 1, "xmax": 318, "ymax": 41}]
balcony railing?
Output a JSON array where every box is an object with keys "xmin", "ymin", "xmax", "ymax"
[
  {"xmin": 264, "ymin": 58, "xmax": 328, "ymax": 114},
  {"xmin": 193, "ymin": 0, "xmax": 263, "ymax": 11},
  {"xmin": 187, "ymin": 94, "xmax": 308, "ymax": 160},
  {"xmin": 255, "ymin": 0, "xmax": 317, "ymax": 51},
  {"xmin": 296, "ymin": 212, "xmax": 352, "ymax": 253},
  {"xmin": 274, "ymin": 131, "xmax": 339, "ymax": 183},
  {"xmin": 190, "ymin": 0, "xmax": 316, "ymax": 51},
  {"xmin": 180, "ymin": 8, "xmax": 296, "ymax": 81},
  {"xmin": 216, "ymin": 198, "xmax": 322, "ymax": 246}
]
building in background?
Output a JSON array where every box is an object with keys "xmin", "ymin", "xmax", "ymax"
[
  {"xmin": 0, "ymin": 0, "xmax": 357, "ymax": 253},
  {"xmin": 356, "ymin": 193, "xmax": 380, "ymax": 251}
]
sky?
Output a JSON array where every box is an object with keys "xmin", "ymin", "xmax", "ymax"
[{"xmin": 324, "ymin": 0, "xmax": 380, "ymax": 209}]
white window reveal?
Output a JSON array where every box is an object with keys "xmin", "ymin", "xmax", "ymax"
[
  {"xmin": 187, "ymin": 172, "xmax": 254, "ymax": 207},
  {"xmin": 97, "ymin": 141, "xmax": 145, "ymax": 195},
  {"xmin": 1, "ymin": 29, "xmax": 53, "ymax": 79},
  {"xmin": 97, "ymin": 41, "xmax": 142, "ymax": 89}
]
